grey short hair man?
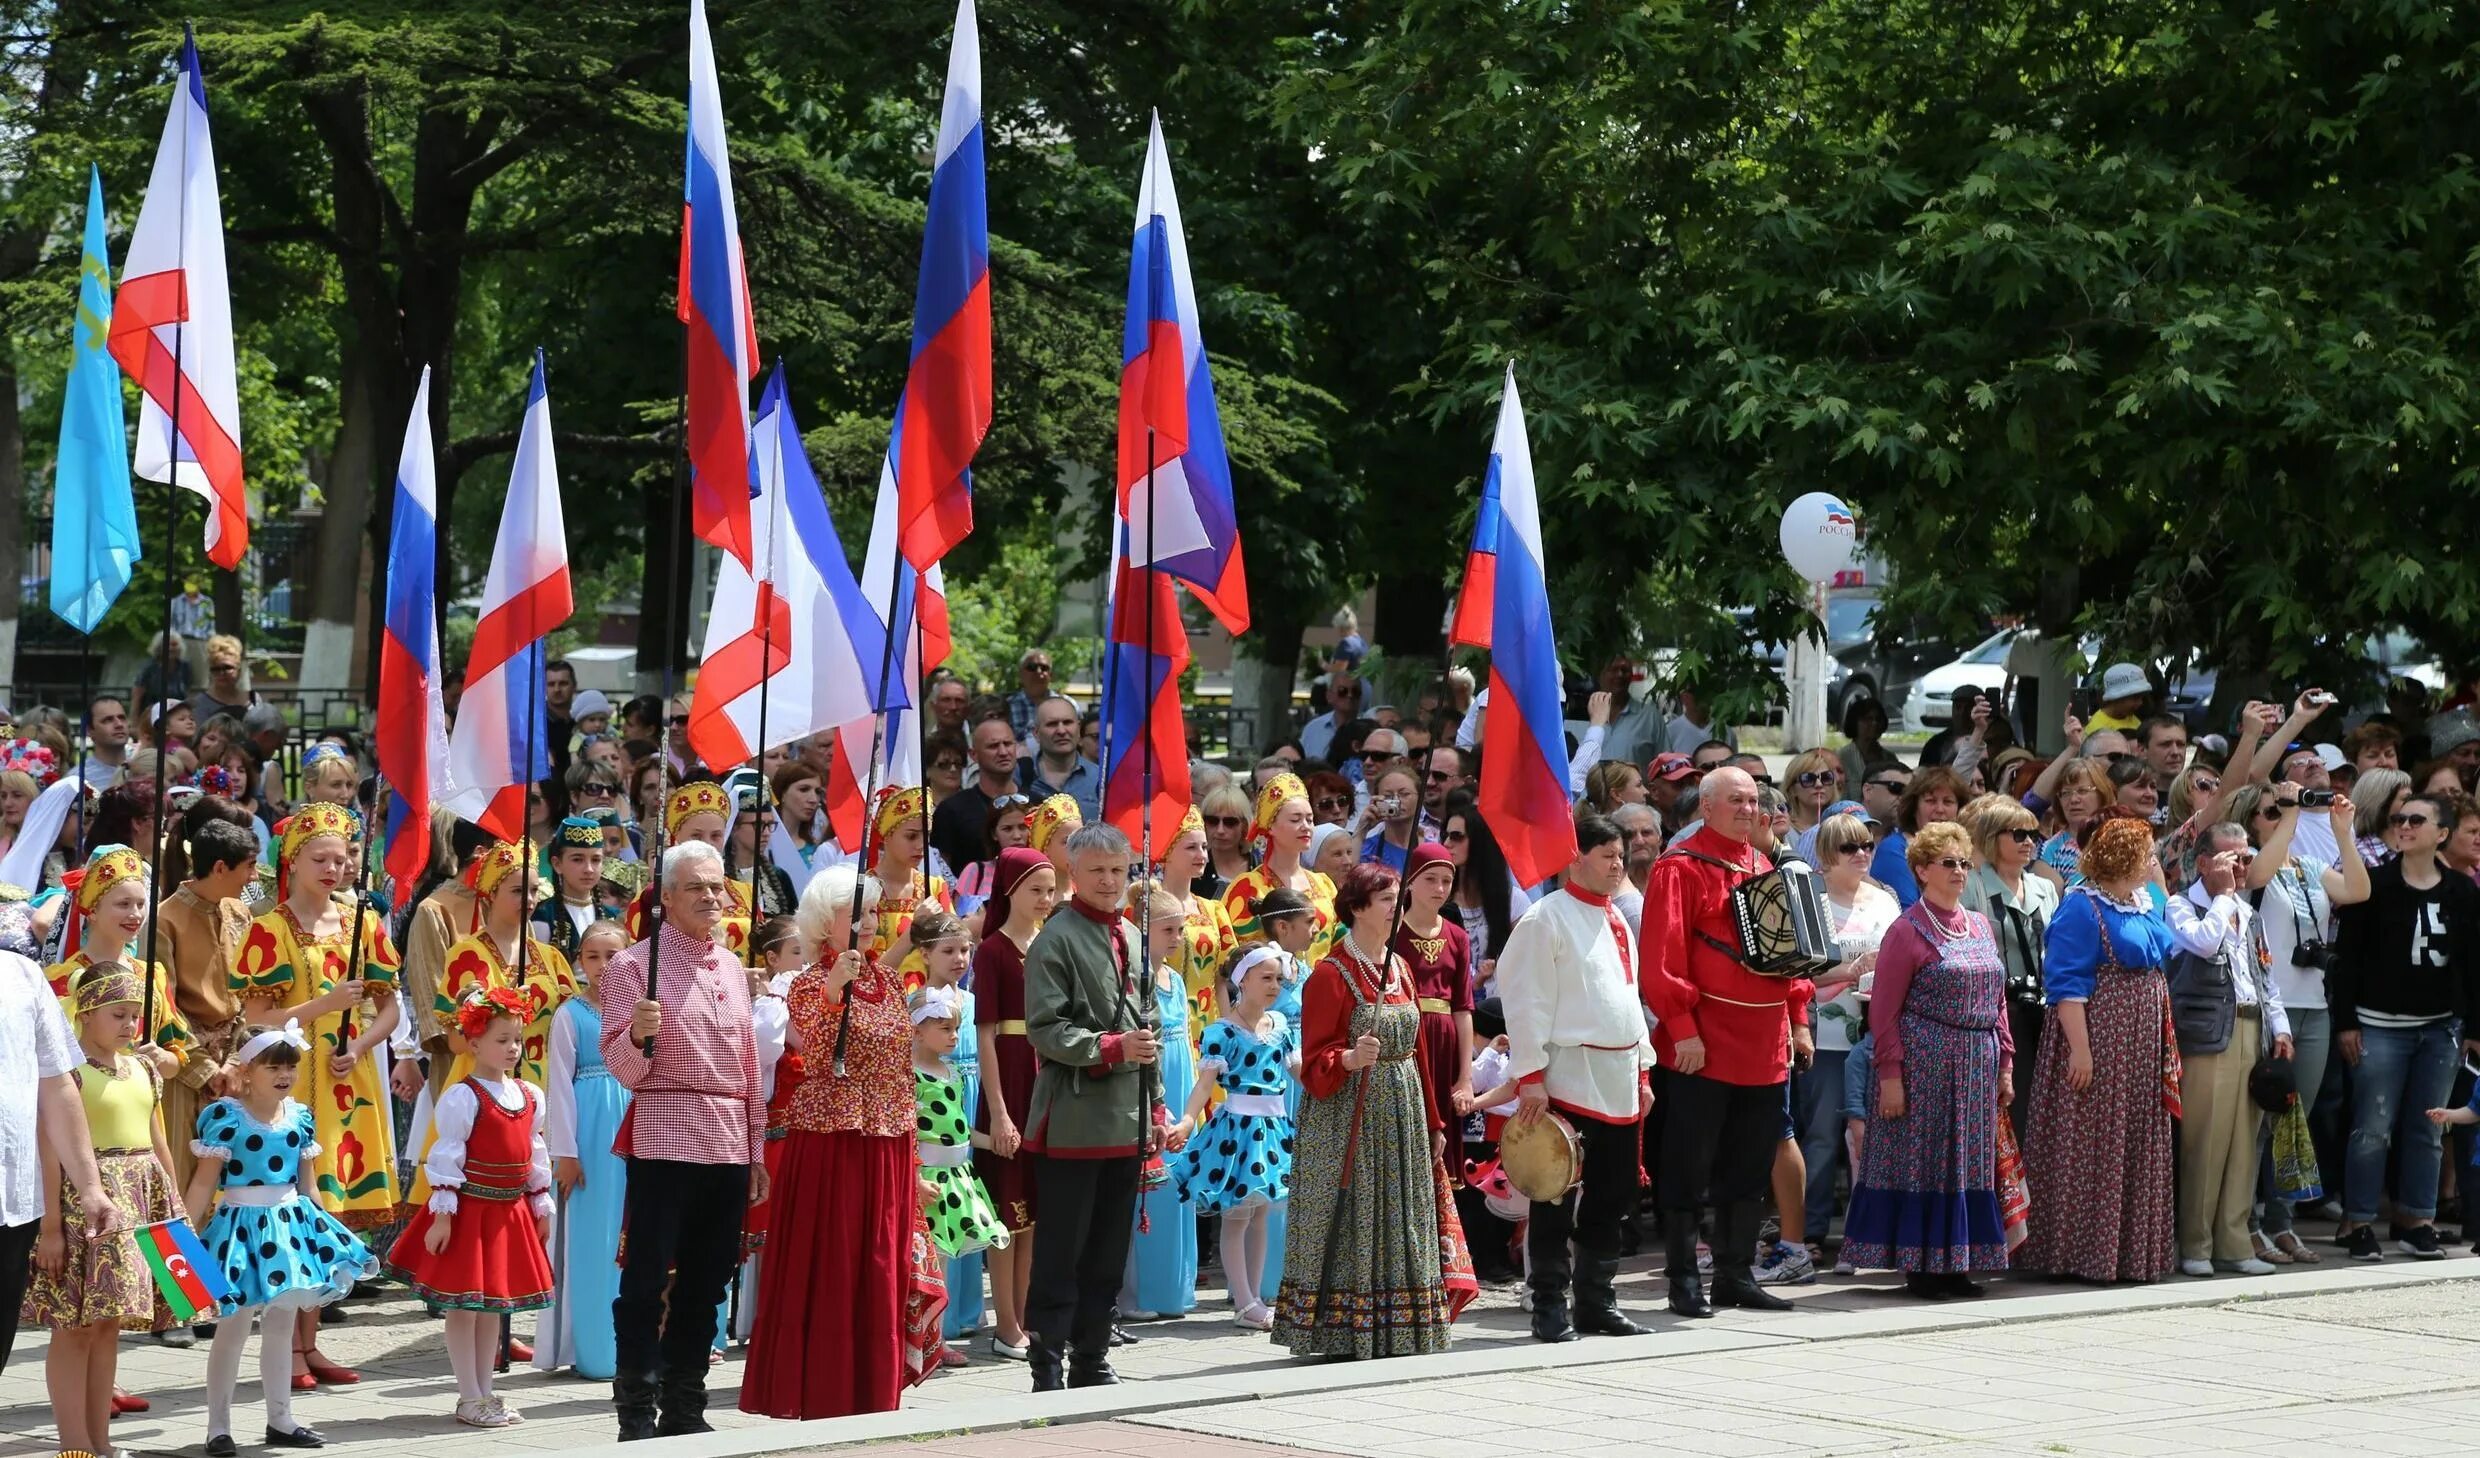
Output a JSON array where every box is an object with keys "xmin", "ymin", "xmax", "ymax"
[{"xmin": 660, "ymin": 837, "xmax": 727, "ymax": 892}]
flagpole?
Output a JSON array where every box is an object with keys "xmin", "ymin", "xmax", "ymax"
[
  {"xmin": 73, "ymin": 639, "xmax": 90, "ymax": 853},
  {"xmin": 747, "ymin": 371, "xmax": 785, "ymax": 935},
  {"xmin": 640, "ymin": 278, "xmax": 700, "ymax": 1057},
  {"xmin": 139, "ymin": 144, "xmax": 193, "ymax": 1045},
  {"xmin": 337, "ymin": 772, "xmax": 382, "ymax": 1061},
  {"xmin": 916, "ymin": 608, "xmax": 931, "ymax": 885},
  {"xmin": 837, "ymin": 563, "xmax": 907, "ymax": 1077},
  {"xmin": 1134, "ymin": 427, "xmax": 1159, "ymax": 1227},
  {"xmin": 1383, "ymin": 604, "xmax": 1457, "ymax": 963}
]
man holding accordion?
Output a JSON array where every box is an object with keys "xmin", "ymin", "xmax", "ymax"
[
  {"xmin": 1639, "ymin": 767, "xmax": 1818, "ymax": 1319},
  {"xmin": 1498, "ymin": 813, "xmax": 1656, "ymax": 1343}
]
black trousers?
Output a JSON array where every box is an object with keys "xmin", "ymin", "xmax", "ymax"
[
  {"xmin": 1530, "ymin": 1113, "xmax": 1643, "ymax": 1267},
  {"xmin": 1657, "ymin": 1069, "xmax": 1782, "ymax": 1214},
  {"xmin": 1028, "ymin": 1154, "xmax": 1141, "ymax": 1357},
  {"xmin": 614, "ymin": 1158, "xmax": 749, "ymax": 1382},
  {"xmin": 0, "ymin": 1220, "xmax": 35, "ymax": 1371}
]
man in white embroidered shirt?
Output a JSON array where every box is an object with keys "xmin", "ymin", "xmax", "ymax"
[{"xmin": 1499, "ymin": 812, "xmax": 1656, "ymax": 1343}]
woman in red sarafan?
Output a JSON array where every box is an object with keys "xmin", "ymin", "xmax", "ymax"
[{"xmin": 740, "ymin": 866, "xmax": 944, "ymax": 1420}]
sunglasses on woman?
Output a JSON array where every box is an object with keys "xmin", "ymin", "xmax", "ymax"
[
  {"xmin": 1839, "ymin": 841, "xmax": 1876, "ymax": 856},
  {"xmin": 2005, "ymin": 828, "xmax": 2041, "ymax": 845},
  {"xmin": 2392, "ymin": 812, "xmax": 2431, "ymax": 829},
  {"xmin": 1314, "ymin": 795, "xmax": 1352, "ymax": 813},
  {"xmin": 1203, "ymin": 814, "xmax": 1245, "ymax": 829},
  {"xmin": 583, "ymin": 780, "xmax": 620, "ymax": 796},
  {"xmin": 1794, "ymin": 770, "xmax": 1841, "ymax": 789},
  {"xmin": 1441, "ymin": 829, "xmax": 1470, "ymax": 843},
  {"xmin": 1929, "ymin": 856, "xmax": 1973, "ymax": 872}
]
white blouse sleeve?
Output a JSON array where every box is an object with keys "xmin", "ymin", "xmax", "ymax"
[
  {"xmin": 424, "ymin": 1082, "xmax": 480, "ymax": 1214},
  {"xmin": 525, "ymin": 1083, "xmax": 555, "ymax": 1221},
  {"xmin": 542, "ymin": 1006, "xmax": 581, "ymax": 1162},
  {"xmin": 753, "ymin": 995, "xmax": 790, "ymax": 1106}
]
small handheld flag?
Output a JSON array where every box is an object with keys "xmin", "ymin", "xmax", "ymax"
[{"xmin": 136, "ymin": 1217, "xmax": 235, "ymax": 1323}]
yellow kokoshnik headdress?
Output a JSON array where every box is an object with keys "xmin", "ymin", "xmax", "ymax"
[
  {"xmin": 665, "ymin": 780, "xmax": 733, "ymax": 841},
  {"xmin": 1027, "ymin": 794, "xmax": 1083, "ymax": 853}
]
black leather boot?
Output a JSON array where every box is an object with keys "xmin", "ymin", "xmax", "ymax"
[
  {"xmin": 1066, "ymin": 1349, "xmax": 1120, "ymax": 1387},
  {"xmin": 1529, "ymin": 1233, "xmax": 1578, "ymax": 1342},
  {"xmin": 1029, "ymin": 1335, "xmax": 1067, "ymax": 1393},
  {"xmin": 655, "ymin": 1370, "xmax": 714, "ymax": 1436},
  {"xmin": 1573, "ymin": 1254, "xmax": 1653, "ymax": 1336},
  {"xmin": 1709, "ymin": 1202, "xmax": 1794, "ymax": 1312},
  {"xmin": 613, "ymin": 1373, "xmax": 660, "ymax": 1442},
  {"xmin": 1665, "ymin": 1215, "xmax": 1712, "ymax": 1318}
]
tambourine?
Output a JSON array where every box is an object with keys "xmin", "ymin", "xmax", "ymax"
[{"xmin": 1499, "ymin": 1109, "xmax": 1584, "ymax": 1204}]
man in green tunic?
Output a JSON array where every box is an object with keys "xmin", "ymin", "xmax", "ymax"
[{"xmin": 1021, "ymin": 823, "xmax": 1166, "ymax": 1391}]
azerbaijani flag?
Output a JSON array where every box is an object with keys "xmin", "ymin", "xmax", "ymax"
[{"xmin": 137, "ymin": 1218, "xmax": 234, "ymax": 1323}]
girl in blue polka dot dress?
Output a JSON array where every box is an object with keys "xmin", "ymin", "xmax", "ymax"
[
  {"xmin": 1169, "ymin": 945, "xmax": 1298, "ymax": 1330},
  {"xmin": 183, "ymin": 1020, "xmax": 381, "ymax": 1454}
]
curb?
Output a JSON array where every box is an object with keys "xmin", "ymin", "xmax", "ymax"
[{"xmin": 558, "ymin": 1259, "xmax": 2480, "ymax": 1458}]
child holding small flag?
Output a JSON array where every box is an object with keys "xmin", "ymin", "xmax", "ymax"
[
  {"xmin": 23, "ymin": 965, "xmax": 185, "ymax": 1458},
  {"xmin": 187, "ymin": 1021, "xmax": 381, "ymax": 1453}
]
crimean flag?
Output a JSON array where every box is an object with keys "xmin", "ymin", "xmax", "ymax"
[
  {"xmin": 377, "ymin": 368, "xmax": 450, "ymax": 888},
  {"xmin": 1451, "ymin": 365, "xmax": 1574, "ymax": 888},
  {"xmin": 679, "ymin": 0, "xmax": 761, "ymax": 567},
  {"xmin": 136, "ymin": 1218, "xmax": 234, "ymax": 1323},
  {"xmin": 442, "ymin": 352, "xmax": 572, "ymax": 840},
  {"xmin": 891, "ymin": 0, "xmax": 992, "ymax": 572},
  {"xmin": 687, "ymin": 364, "xmax": 887, "ymax": 774},
  {"xmin": 1117, "ymin": 112, "xmax": 1247, "ymax": 635},
  {"xmin": 52, "ymin": 165, "xmax": 140, "ymax": 634},
  {"xmin": 109, "ymin": 25, "xmax": 248, "ymax": 569}
]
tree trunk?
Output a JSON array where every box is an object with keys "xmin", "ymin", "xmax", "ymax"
[
  {"xmin": 0, "ymin": 356, "xmax": 22, "ymax": 696},
  {"xmin": 634, "ymin": 463, "xmax": 693, "ymax": 695},
  {"xmin": 1229, "ymin": 615, "xmax": 1305, "ymax": 761},
  {"xmin": 303, "ymin": 350, "xmax": 378, "ymax": 691}
]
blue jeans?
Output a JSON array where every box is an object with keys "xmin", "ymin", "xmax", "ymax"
[
  {"xmin": 2344, "ymin": 1019, "xmax": 2461, "ymax": 1225},
  {"xmin": 1794, "ymin": 1049, "xmax": 1850, "ymax": 1238}
]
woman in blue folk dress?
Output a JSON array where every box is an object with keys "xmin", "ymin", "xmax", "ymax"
[
  {"xmin": 1123, "ymin": 885, "xmax": 1198, "ymax": 1318},
  {"xmin": 537, "ymin": 923, "xmax": 631, "ymax": 1378}
]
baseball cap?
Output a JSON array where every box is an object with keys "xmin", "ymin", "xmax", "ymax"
[
  {"xmin": 2313, "ymin": 743, "xmax": 2347, "ymax": 773},
  {"xmin": 1824, "ymin": 798, "xmax": 1876, "ymax": 825},
  {"xmin": 1649, "ymin": 752, "xmax": 1698, "ymax": 783},
  {"xmin": 2098, "ymin": 662, "xmax": 2150, "ymax": 703}
]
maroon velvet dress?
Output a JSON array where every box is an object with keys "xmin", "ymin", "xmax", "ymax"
[
  {"xmin": 1392, "ymin": 916, "xmax": 1474, "ymax": 1140},
  {"xmin": 971, "ymin": 932, "xmax": 1039, "ymax": 1230}
]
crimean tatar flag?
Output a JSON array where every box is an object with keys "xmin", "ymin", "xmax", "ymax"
[
  {"xmin": 1448, "ymin": 365, "xmax": 1575, "ymax": 887},
  {"xmin": 52, "ymin": 165, "xmax": 140, "ymax": 634},
  {"xmin": 109, "ymin": 26, "xmax": 248, "ymax": 570}
]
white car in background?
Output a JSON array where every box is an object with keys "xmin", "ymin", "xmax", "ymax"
[{"xmin": 1900, "ymin": 630, "xmax": 2022, "ymax": 733}]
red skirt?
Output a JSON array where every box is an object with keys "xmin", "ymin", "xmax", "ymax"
[
  {"xmin": 971, "ymin": 1032, "xmax": 1039, "ymax": 1230},
  {"xmin": 390, "ymin": 1196, "xmax": 553, "ymax": 1313},
  {"xmin": 739, "ymin": 1129, "xmax": 945, "ymax": 1419},
  {"xmin": 1415, "ymin": 1009, "xmax": 1465, "ymax": 1138}
]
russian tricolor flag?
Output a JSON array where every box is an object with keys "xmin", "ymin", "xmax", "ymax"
[
  {"xmin": 1448, "ymin": 366, "xmax": 1575, "ymax": 888},
  {"xmin": 443, "ymin": 353, "xmax": 572, "ymax": 841},
  {"xmin": 376, "ymin": 368, "xmax": 450, "ymax": 887},
  {"xmin": 687, "ymin": 364, "xmax": 887, "ymax": 776},
  {"xmin": 892, "ymin": 0, "xmax": 991, "ymax": 573},
  {"xmin": 824, "ymin": 441, "xmax": 941, "ymax": 852},
  {"xmin": 679, "ymin": 0, "xmax": 761, "ymax": 568},
  {"xmin": 110, "ymin": 26, "xmax": 248, "ymax": 571},
  {"xmin": 1117, "ymin": 113, "xmax": 1247, "ymax": 636},
  {"xmin": 1100, "ymin": 544, "xmax": 1191, "ymax": 852}
]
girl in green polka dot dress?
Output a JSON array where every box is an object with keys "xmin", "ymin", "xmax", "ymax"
[{"xmin": 912, "ymin": 986, "xmax": 1011, "ymax": 1259}]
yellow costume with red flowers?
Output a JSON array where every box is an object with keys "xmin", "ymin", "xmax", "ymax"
[
  {"xmin": 231, "ymin": 804, "xmax": 404, "ymax": 1228},
  {"xmin": 48, "ymin": 847, "xmax": 194, "ymax": 1064},
  {"xmin": 625, "ymin": 780, "xmax": 752, "ymax": 956},
  {"xmin": 865, "ymin": 786, "xmax": 951, "ymax": 991},
  {"xmin": 1222, "ymin": 773, "xmax": 1339, "ymax": 961}
]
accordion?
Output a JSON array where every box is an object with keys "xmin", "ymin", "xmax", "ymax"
[{"xmin": 1671, "ymin": 851, "xmax": 1842, "ymax": 978}]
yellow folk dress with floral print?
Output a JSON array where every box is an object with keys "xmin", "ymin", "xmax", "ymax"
[{"xmin": 231, "ymin": 903, "xmax": 404, "ymax": 1228}]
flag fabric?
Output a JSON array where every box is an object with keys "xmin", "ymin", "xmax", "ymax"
[
  {"xmin": 136, "ymin": 1218, "xmax": 234, "ymax": 1324},
  {"xmin": 109, "ymin": 26, "xmax": 247, "ymax": 570},
  {"xmin": 377, "ymin": 368, "xmax": 450, "ymax": 888},
  {"xmin": 1099, "ymin": 549, "xmax": 1191, "ymax": 853},
  {"xmin": 1448, "ymin": 365, "xmax": 1574, "ymax": 887},
  {"xmin": 824, "ymin": 444, "xmax": 941, "ymax": 851},
  {"xmin": 688, "ymin": 364, "xmax": 888, "ymax": 775},
  {"xmin": 1117, "ymin": 113, "xmax": 1247, "ymax": 635},
  {"xmin": 679, "ymin": 0, "xmax": 761, "ymax": 568},
  {"xmin": 443, "ymin": 353, "xmax": 572, "ymax": 841},
  {"xmin": 52, "ymin": 166, "xmax": 140, "ymax": 633},
  {"xmin": 892, "ymin": 0, "xmax": 991, "ymax": 572}
]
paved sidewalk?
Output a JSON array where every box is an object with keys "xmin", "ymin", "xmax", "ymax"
[{"xmin": 6, "ymin": 1245, "xmax": 2474, "ymax": 1456}]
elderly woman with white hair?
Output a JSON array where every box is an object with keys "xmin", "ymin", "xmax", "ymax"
[{"xmin": 742, "ymin": 862, "xmax": 945, "ymax": 1419}]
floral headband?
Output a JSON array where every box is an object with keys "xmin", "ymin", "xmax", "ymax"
[
  {"xmin": 665, "ymin": 780, "xmax": 732, "ymax": 841},
  {"xmin": 454, "ymin": 985, "xmax": 534, "ymax": 1042},
  {"xmin": 70, "ymin": 965, "xmax": 143, "ymax": 1015},
  {"xmin": 2, "ymin": 738, "xmax": 59, "ymax": 787}
]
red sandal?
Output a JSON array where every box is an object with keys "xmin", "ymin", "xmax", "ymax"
[{"xmin": 301, "ymin": 1347, "xmax": 360, "ymax": 1386}]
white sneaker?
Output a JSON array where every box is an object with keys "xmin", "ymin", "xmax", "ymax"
[
  {"xmin": 2216, "ymin": 1257, "xmax": 2278, "ymax": 1276},
  {"xmin": 2179, "ymin": 1258, "xmax": 2215, "ymax": 1277}
]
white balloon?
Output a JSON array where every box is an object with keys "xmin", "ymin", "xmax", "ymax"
[{"xmin": 1779, "ymin": 492, "xmax": 1858, "ymax": 583}]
